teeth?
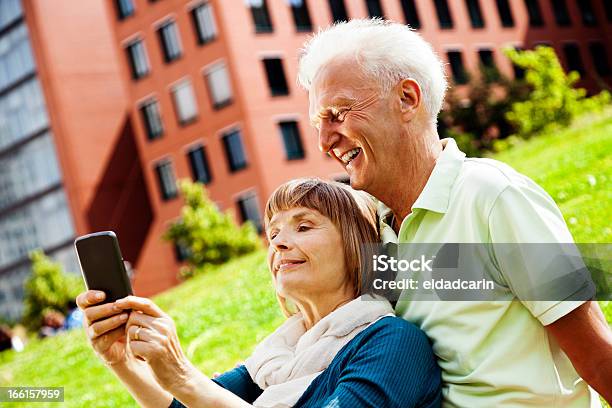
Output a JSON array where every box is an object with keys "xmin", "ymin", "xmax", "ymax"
[{"xmin": 341, "ymin": 148, "xmax": 360, "ymax": 164}]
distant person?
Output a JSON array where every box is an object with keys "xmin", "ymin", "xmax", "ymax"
[
  {"xmin": 0, "ymin": 325, "xmax": 12, "ymax": 352},
  {"xmin": 38, "ymin": 310, "xmax": 65, "ymax": 339},
  {"xmin": 77, "ymin": 178, "xmax": 441, "ymax": 408},
  {"xmin": 63, "ymin": 300, "xmax": 83, "ymax": 330}
]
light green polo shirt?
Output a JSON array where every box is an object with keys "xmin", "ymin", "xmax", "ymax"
[{"xmin": 378, "ymin": 138, "xmax": 601, "ymax": 407}]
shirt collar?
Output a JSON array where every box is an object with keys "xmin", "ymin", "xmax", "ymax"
[{"xmin": 377, "ymin": 137, "xmax": 466, "ymax": 222}]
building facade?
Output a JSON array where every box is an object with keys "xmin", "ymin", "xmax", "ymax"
[{"xmin": 0, "ymin": 0, "xmax": 610, "ymax": 320}]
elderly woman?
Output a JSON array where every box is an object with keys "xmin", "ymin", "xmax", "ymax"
[{"xmin": 77, "ymin": 178, "xmax": 441, "ymax": 407}]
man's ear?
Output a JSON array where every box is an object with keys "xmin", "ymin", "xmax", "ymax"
[{"xmin": 398, "ymin": 78, "xmax": 421, "ymax": 121}]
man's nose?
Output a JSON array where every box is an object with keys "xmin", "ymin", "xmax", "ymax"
[{"xmin": 318, "ymin": 120, "xmax": 340, "ymax": 154}]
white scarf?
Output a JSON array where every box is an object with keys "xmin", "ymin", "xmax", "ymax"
[{"xmin": 244, "ymin": 294, "xmax": 395, "ymax": 408}]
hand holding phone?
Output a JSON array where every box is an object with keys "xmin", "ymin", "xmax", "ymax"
[
  {"xmin": 75, "ymin": 231, "xmax": 133, "ymax": 304},
  {"xmin": 74, "ymin": 231, "xmax": 134, "ymax": 366}
]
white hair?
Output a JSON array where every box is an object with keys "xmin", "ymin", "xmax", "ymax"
[{"xmin": 298, "ymin": 18, "xmax": 448, "ymax": 124}]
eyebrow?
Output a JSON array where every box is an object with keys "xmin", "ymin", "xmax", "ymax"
[
  {"xmin": 268, "ymin": 210, "xmax": 317, "ymax": 230},
  {"xmin": 310, "ymin": 96, "xmax": 357, "ymax": 127}
]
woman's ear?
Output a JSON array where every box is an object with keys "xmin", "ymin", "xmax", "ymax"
[{"xmin": 398, "ymin": 78, "xmax": 421, "ymax": 122}]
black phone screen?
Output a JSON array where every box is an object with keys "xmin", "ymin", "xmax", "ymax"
[{"xmin": 75, "ymin": 232, "xmax": 134, "ymax": 304}]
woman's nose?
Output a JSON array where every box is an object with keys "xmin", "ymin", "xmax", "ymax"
[{"xmin": 271, "ymin": 231, "xmax": 292, "ymax": 251}]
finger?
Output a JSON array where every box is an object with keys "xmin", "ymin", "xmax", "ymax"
[
  {"xmin": 88, "ymin": 313, "xmax": 129, "ymax": 340},
  {"xmin": 129, "ymin": 340, "xmax": 153, "ymax": 361},
  {"xmin": 93, "ymin": 325, "xmax": 125, "ymax": 352},
  {"xmin": 127, "ymin": 325, "xmax": 166, "ymax": 344},
  {"xmin": 84, "ymin": 302, "xmax": 123, "ymax": 325},
  {"xmin": 128, "ymin": 325, "xmax": 151, "ymax": 342},
  {"xmin": 213, "ymin": 372, "xmax": 222, "ymax": 379},
  {"xmin": 125, "ymin": 311, "xmax": 157, "ymax": 330},
  {"xmin": 114, "ymin": 296, "xmax": 165, "ymax": 318},
  {"xmin": 76, "ymin": 290, "xmax": 106, "ymax": 309}
]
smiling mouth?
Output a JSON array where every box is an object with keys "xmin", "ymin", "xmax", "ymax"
[
  {"xmin": 276, "ymin": 260, "xmax": 306, "ymax": 273},
  {"xmin": 339, "ymin": 148, "xmax": 362, "ymax": 166}
]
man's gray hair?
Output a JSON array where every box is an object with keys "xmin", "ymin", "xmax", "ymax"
[{"xmin": 298, "ymin": 19, "xmax": 448, "ymax": 124}]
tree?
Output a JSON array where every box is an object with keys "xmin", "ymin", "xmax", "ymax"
[
  {"xmin": 504, "ymin": 46, "xmax": 611, "ymax": 138},
  {"xmin": 164, "ymin": 179, "xmax": 260, "ymax": 278},
  {"xmin": 439, "ymin": 70, "xmax": 529, "ymax": 155},
  {"xmin": 22, "ymin": 250, "xmax": 84, "ymax": 331}
]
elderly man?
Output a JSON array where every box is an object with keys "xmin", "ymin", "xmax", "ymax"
[{"xmin": 300, "ymin": 19, "xmax": 611, "ymax": 407}]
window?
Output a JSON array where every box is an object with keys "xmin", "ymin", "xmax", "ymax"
[
  {"xmin": 139, "ymin": 99, "xmax": 164, "ymax": 140},
  {"xmin": 279, "ymin": 121, "xmax": 305, "ymax": 160},
  {"xmin": 465, "ymin": 0, "xmax": 485, "ymax": 28},
  {"xmin": 187, "ymin": 145, "xmax": 212, "ymax": 184},
  {"xmin": 366, "ymin": 0, "xmax": 384, "ymax": 18},
  {"xmin": 205, "ymin": 63, "xmax": 233, "ymax": 109},
  {"xmin": 0, "ymin": 190, "xmax": 74, "ymax": 269},
  {"xmin": 434, "ymin": 0, "xmax": 454, "ymax": 29},
  {"xmin": 478, "ymin": 49, "xmax": 499, "ymax": 81},
  {"xmin": 563, "ymin": 43, "xmax": 585, "ymax": 75},
  {"xmin": 155, "ymin": 160, "xmax": 178, "ymax": 201},
  {"xmin": 512, "ymin": 47, "xmax": 526, "ymax": 79},
  {"xmin": 237, "ymin": 193, "xmax": 262, "ymax": 233},
  {"xmin": 447, "ymin": 51, "xmax": 468, "ymax": 84},
  {"xmin": 158, "ymin": 20, "xmax": 182, "ymax": 63},
  {"xmin": 0, "ymin": 24, "xmax": 36, "ymax": 91},
  {"xmin": 248, "ymin": 0, "xmax": 273, "ymax": 33},
  {"xmin": 524, "ymin": 0, "xmax": 544, "ymax": 27},
  {"xmin": 126, "ymin": 39, "xmax": 150, "ymax": 79},
  {"xmin": 174, "ymin": 243, "xmax": 190, "ymax": 262},
  {"xmin": 222, "ymin": 129, "xmax": 248, "ymax": 172},
  {"xmin": 290, "ymin": 0, "xmax": 312, "ymax": 32},
  {"xmin": 171, "ymin": 80, "xmax": 198, "ymax": 125},
  {"xmin": 589, "ymin": 42, "xmax": 610, "ymax": 77},
  {"xmin": 0, "ymin": 133, "xmax": 62, "ymax": 212},
  {"xmin": 495, "ymin": 0, "xmax": 514, "ymax": 27},
  {"xmin": 551, "ymin": 0, "xmax": 571, "ymax": 26},
  {"xmin": 0, "ymin": 0, "xmax": 23, "ymax": 31},
  {"xmin": 115, "ymin": 0, "xmax": 134, "ymax": 20},
  {"xmin": 577, "ymin": 0, "xmax": 597, "ymax": 26},
  {"xmin": 191, "ymin": 2, "xmax": 217, "ymax": 45},
  {"xmin": 328, "ymin": 0, "xmax": 348, "ymax": 23},
  {"xmin": 0, "ymin": 79, "xmax": 48, "ymax": 151},
  {"xmin": 604, "ymin": 0, "xmax": 612, "ymax": 23},
  {"xmin": 400, "ymin": 0, "xmax": 421, "ymax": 28},
  {"xmin": 263, "ymin": 58, "xmax": 289, "ymax": 96}
]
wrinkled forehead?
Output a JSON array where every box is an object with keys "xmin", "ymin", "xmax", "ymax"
[{"xmin": 308, "ymin": 62, "xmax": 380, "ymax": 116}]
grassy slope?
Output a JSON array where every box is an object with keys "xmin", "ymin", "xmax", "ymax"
[
  {"xmin": 0, "ymin": 114, "xmax": 610, "ymax": 407},
  {"xmin": 0, "ymin": 252, "xmax": 283, "ymax": 407},
  {"xmin": 492, "ymin": 113, "xmax": 612, "ymax": 323}
]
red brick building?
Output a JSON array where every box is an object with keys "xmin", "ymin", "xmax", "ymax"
[{"xmin": 0, "ymin": 0, "xmax": 610, "ymax": 319}]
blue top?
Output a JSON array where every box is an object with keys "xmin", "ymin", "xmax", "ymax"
[{"xmin": 169, "ymin": 316, "xmax": 441, "ymax": 407}]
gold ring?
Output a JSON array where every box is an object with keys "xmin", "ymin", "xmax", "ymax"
[{"xmin": 134, "ymin": 326, "xmax": 142, "ymax": 341}]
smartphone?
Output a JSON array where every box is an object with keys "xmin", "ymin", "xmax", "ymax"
[{"xmin": 74, "ymin": 231, "xmax": 134, "ymax": 306}]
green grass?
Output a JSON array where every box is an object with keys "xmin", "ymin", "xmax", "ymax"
[
  {"xmin": 492, "ymin": 112, "xmax": 612, "ymax": 324},
  {"xmin": 0, "ymin": 113, "xmax": 610, "ymax": 407},
  {"xmin": 0, "ymin": 252, "xmax": 284, "ymax": 407}
]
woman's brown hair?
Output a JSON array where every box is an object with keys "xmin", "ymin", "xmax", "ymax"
[{"xmin": 264, "ymin": 177, "xmax": 379, "ymax": 317}]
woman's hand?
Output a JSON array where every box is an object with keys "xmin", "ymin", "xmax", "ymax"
[
  {"xmin": 76, "ymin": 290, "xmax": 130, "ymax": 366},
  {"xmin": 114, "ymin": 296, "xmax": 194, "ymax": 392}
]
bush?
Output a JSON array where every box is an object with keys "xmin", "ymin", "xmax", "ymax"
[
  {"xmin": 439, "ymin": 69, "xmax": 530, "ymax": 155},
  {"xmin": 164, "ymin": 180, "xmax": 260, "ymax": 279},
  {"xmin": 504, "ymin": 46, "xmax": 611, "ymax": 138},
  {"xmin": 22, "ymin": 250, "xmax": 84, "ymax": 331}
]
